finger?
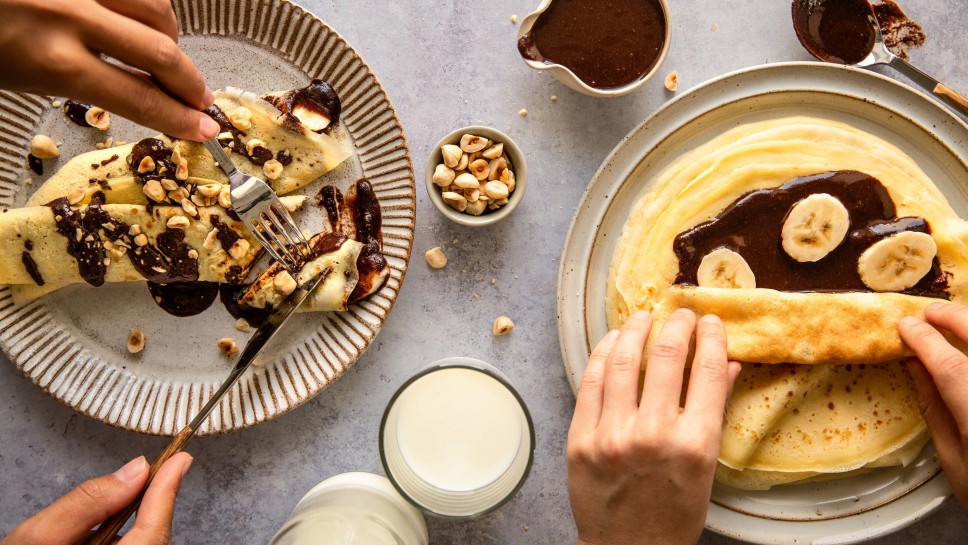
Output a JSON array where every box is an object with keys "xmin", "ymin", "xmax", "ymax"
[
  {"xmin": 601, "ymin": 311, "xmax": 653, "ymax": 420},
  {"xmin": 905, "ymin": 358, "xmax": 968, "ymax": 493},
  {"xmin": 683, "ymin": 315, "xmax": 732, "ymax": 429},
  {"xmin": 640, "ymin": 309, "xmax": 696, "ymax": 419},
  {"xmin": 63, "ymin": 54, "xmax": 219, "ymax": 141},
  {"xmin": 81, "ymin": 10, "xmax": 211, "ymax": 110},
  {"xmin": 7, "ymin": 456, "xmax": 148, "ymax": 545},
  {"xmin": 96, "ymin": 0, "xmax": 180, "ymax": 42},
  {"xmin": 899, "ymin": 316, "xmax": 968, "ymax": 427},
  {"xmin": 571, "ymin": 330, "xmax": 622, "ymax": 435},
  {"xmin": 121, "ymin": 452, "xmax": 193, "ymax": 545},
  {"xmin": 924, "ymin": 302, "xmax": 968, "ymax": 343}
]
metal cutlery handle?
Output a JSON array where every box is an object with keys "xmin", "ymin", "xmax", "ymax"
[
  {"xmin": 85, "ymin": 271, "xmax": 326, "ymax": 545},
  {"xmin": 887, "ymin": 55, "xmax": 968, "ymax": 119},
  {"xmin": 202, "ymin": 139, "xmax": 241, "ymax": 181}
]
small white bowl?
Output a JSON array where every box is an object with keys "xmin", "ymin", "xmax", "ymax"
[
  {"xmin": 516, "ymin": 0, "xmax": 672, "ymax": 98},
  {"xmin": 425, "ymin": 126, "xmax": 527, "ymax": 227}
]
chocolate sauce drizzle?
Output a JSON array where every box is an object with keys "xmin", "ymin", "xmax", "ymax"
[{"xmin": 673, "ymin": 170, "xmax": 948, "ymax": 298}]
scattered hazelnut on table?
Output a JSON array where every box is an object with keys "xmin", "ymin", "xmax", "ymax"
[
  {"xmin": 127, "ymin": 328, "xmax": 146, "ymax": 354},
  {"xmin": 30, "ymin": 134, "xmax": 59, "ymax": 159},
  {"xmin": 236, "ymin": 318, "xmax": 252, "ymax": 333},
  {"xmin": 434, "ymin": 132, "xmax": 518, "ymax": 217},
  {"xmin": 518, "ymin": 109, "xmax": 528, "ymax": 117},
  {"xmin": 218, "ymin": 337, "xmax": 240, "ymax": 357},
  {"xmin": 664, "ymin": 70, "xmax": 679, "ymax": 92},
  {"xmin": 493, "ymin": 316, "xmax": 514, "ymax": 336},
  {"xmin": 511, "ymin": 14, "xmax": 518, "ymax": 24},
  {"xmin": 425, "ymin": 246, "xmax": 448, "ymax": 268}
]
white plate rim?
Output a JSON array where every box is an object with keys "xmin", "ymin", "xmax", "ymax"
[{"xmin": 555, "ymin": 61, "xmax": 967, "ymax": 544}]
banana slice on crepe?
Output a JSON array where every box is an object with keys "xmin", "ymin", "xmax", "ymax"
[
  {"xmin": 697, "ymin": 248, "xmax": 756, "ymax": 288},
  {"xmin": 28, "ymin": 84, "xmax": 353, "ymax": 207},
  {"xmin": 858, "ymin": 231, "xmax": 938, "ymax": 292},
  {"xmin": 781, "ymin": 193, "xmax": 850, "ymax": 262}
]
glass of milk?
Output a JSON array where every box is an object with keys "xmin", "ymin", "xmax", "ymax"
[
  {"xmin": 269, "ymin": 472, "xmax": 428, "ymax": 545},
  {"xmin": 379, "ymin": 357, "xmax": 535, "ymax": 518}
]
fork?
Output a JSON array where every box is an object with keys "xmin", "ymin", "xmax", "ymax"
[{"xmin": 201, "ymin": 139, "xmax": 312, "ymax": 271}]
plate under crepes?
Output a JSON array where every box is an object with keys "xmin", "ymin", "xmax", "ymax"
[
  {"xmin": 556, "ymin": 62, "xmax": 967, "ymax": 544},
  {"xmin": 0, "ymin": 0, "xmax": 415, "ymax": 435}
]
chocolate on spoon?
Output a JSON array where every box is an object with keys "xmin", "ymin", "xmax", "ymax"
[{"xmin": 791, "ymin": 0, "xmax": 968, "ymax": 118}]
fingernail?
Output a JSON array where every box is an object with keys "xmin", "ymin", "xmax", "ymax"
[
  {"xmin": 202, "ymin": 86, "xmax": 214, "ymax": 107},
  {"xmin": 632, "ymin": 311, "xmax": 651, "ymax": 320},
  {"xmin": 673, "ymin": 308, "xmax": 694, "ymax": 317},
  {"xmin": 700, "ymin": 314, "xmax": 721, "ymax": 325},
  {"xmin": 899, "ymin": 316, "xmax": 922, "ymax": 328},
  {"xmin": 199, "ymin": 116, "xmax": 219, "ymax": 139},
  {"xmin": 114, "ymin": 456, "xmax": 147, "ymax": 483},
  {"xmin": 926, "ymin": 302, "xmax": 946, "ymax": 313},
  {"xmin": 180, "ymin": 454, "xmax": 194, "ymax": 477}
]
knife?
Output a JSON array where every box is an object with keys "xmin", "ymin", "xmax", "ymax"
[{"xmin": 86, "ymin": 270, "xmax": 326, "ymax": 545}]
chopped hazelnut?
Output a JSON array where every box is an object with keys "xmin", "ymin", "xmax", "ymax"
[
  {"xmin": 518, "ymin": 108, "xmax": 528, "ymax": 117},
  {"xmin": 493, "ymin": 316, "xmax": 514, "ymax": 335},
  {"xmin": 664, "ymin": 70, "xmax": 678, "ymax": 92},
  {"xmin": 227, "ymin": 239, "xmax": 250, "ymax": 260},
  {"xmin": 142, "ymin": 180, "xmax": 166, "ymax": 203},
  {"xmin": 273, "ymin": 270, "xmax": 298, "ymax": 296},
  {"xmin": 180, "ymin": 198, "xmax": 198, "ymax": 218},
  {"xmin": 187, "ymin": 249, "xmax": 199, "ymax": 259},
  {"xmin": 217, "ymin": 337, "xmax": 240, "ymax": 357},
  {"xmin": 137, "ymin": 156, "xmax": 156, "ymax": 174},
  {"xmin": 235, "ymin": 318, "xmax": 251, "ymax": 333},
  {"xmin": 197, "ymin": 184, "xmax": 221, "ymax": 198},
  {"xmin": 30, "ymin": 134, "xmax": 59, "ymax": 159},
  {"xmin": 133, "ymin": 233, "xmax": 149, "ymax": 247},
  {"xmin": 166, "ymin": 215, "xmax": 190, "ymax": 229},
  {"xmin": 127, "ymin": 328, "xmax": 146, "ymax": 353},
  {"xmin": 66, "ymin": 187, "xmax": 85, "ymax": 205},
  {"xmin": 228, "ymin": 107, "xmax": 253, "ymax": 130},
  {"xmin": 425, "ymin": 246, "xmax": 448, "ymax": 268},
  {"xmin": 263, "ymin": 159, "xmax": 284, "ymax": 180},
  {"xmin": 160, "ymin": 178, "xmax": 179, "ymax": 191},
  {"xmin": 218, "ymin": 186, "xmax": 232, "ymax": 208},
  {"xmin": 203, "ymin": 228, "xmax": 219, "ymax": 250},
  {"xmin": 460, "ymin": 134, "xmax": 488, "ymax": 153},
  {"xmin": 85, "ymin": 107, "xmax": 111, "ymax": 130}
]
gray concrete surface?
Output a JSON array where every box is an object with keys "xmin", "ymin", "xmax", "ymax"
[{"xmin": 1, "ymin": 0, "xmax": 967, "ymax": 543}]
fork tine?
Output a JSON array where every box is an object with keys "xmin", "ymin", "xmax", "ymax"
[
  {"xmin": 249, "ymin": 220, "xmax": 290, "ymax": 270},
  {"xmin": 264, "ymin": 209, "xmax": 303, "ymax": 265},
  {"xmin": 270, "ymin": 203, "xmax": 313, "ymax": 259},
  {"xmin": 258, "ymin": 214, "xmax": 301, "ymax": 271}
]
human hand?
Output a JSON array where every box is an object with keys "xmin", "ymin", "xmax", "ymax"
[
  {"xmin": 0, "ymin": 0, "xmax": 218, "ymax": 141},
  {"xmin": 898, "ymin": 302, "xmax": 968, "ymax": 514},
  {"xmin": 567, "ymin": 310, "xmax": 742, "ymax": 545},
  {"xmin": 2, "ymin": 452, "xmax": 193, "ymax": 545}
]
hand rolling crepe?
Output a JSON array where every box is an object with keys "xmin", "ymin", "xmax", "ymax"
[
  {"xmin": 27, "ymin": 85, "xmax": 352, "ymax": 207},
  {"xmin": 604, "ymin": 116, "xmax": 968, "ymax": 488}
]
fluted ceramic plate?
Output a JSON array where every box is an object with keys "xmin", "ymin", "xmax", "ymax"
[
  {"xmin": 557, "ymin": 63, "xmax": 967, "ymax": 544},
  {"xmin": 0, "ymin": 0, "xmax": 414, "ymax": 435}
]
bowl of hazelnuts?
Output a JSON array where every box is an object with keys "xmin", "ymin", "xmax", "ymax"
[{"xmin": 425, "ymin": 126, "xmax": 527, "ymax": 226}]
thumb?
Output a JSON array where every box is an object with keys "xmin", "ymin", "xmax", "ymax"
[{"xmin": 7, "ymin": 456, "xmax": 149, "ymax": 545}]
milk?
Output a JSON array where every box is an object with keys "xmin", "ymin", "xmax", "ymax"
[{"xmin": 394, "ymin": 367, "xmax": 523, "ymax": 491}]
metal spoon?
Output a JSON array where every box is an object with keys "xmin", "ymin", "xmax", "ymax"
[{"xmin": 793, "ymin": 0, "xmax": 968, "ymax": 118}]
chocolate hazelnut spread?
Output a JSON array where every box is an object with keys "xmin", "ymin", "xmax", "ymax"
[
  {"xmin": 792, "ymin": 0, "xmax": 876, "ymax": 64},
  {"xmin": 673, "ymin": 170, "xmax": 948, "ymax": 297},
  {"xmin": 21, "ymin": 251, "xmax": 43, "ymax": 286},
  {"xmin": 871, "ymin": 0, "xmax": 925, "ymax": 60},
  {"xmin": 27, "ymin": 154, "xmax": 43, "ymax": 176},
  {"xmin": 518, "ymin": 0, "xmax": 667, "ymax": 89},
  {"xmin": 265, "ymin": 79, "xmax": 341, "ymax": 132},
  {"xmin": 147, "ymin": 281, "xmax": 219, "ymax": 317},
  {"xmin": 127, "ymin": 138, "xmax": 176, "ymax": 186},
  {"xmin": 62, "ymin": 100, "xmax": 94, "ymax": 127},
  {"xmin": 792, "ymin": 0, "xmax": 925, "ymax": 64}
]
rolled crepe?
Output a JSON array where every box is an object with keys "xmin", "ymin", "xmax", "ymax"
[{"xmin": 27, "ymin": 87, "xmax": 352, "ymax": 207}]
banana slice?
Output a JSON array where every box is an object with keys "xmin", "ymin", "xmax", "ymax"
[
  {"xmin": 697, "ymin": 248, "xmax": 756, "ymax": 289},
  {"xmin": 781, "ymin": 193, "xmax": 850, "ymax": 262},
  {"xmin": 858, "ymin": 231, "xmax": 937, "ymax": 292}
]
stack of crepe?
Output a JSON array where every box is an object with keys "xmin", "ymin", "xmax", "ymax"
[
  {"xmin": 606, "ymin": 116, "xmax": 968, "ymax": 489},
  {"xmin": 0, "ymin": 86, "xmax": 372, "ymax": 313}
]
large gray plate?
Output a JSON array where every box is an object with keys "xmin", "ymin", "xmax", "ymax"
[
  {"xmin": 0, "ymin": 0, "xmax": 415, "ymax": 435},
  {"xmin": 557, "ymin": 62, "xmax": 967, "ymax": 544}
]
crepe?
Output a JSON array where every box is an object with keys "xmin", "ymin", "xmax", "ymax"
[
  {"xmin": 239, "ymin": 233, "xmax": 365, "ymax": 313},
  {"xmin": 651, "ymin": 286, "xmax": 966, "ymax": 365},
  {"xmin": 27, "ymin": 87, "xmax": 352, "ymax": 207},
  {"xmin": 603, "ymin": 116, "xmax": 968, "ymax": 489}
]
